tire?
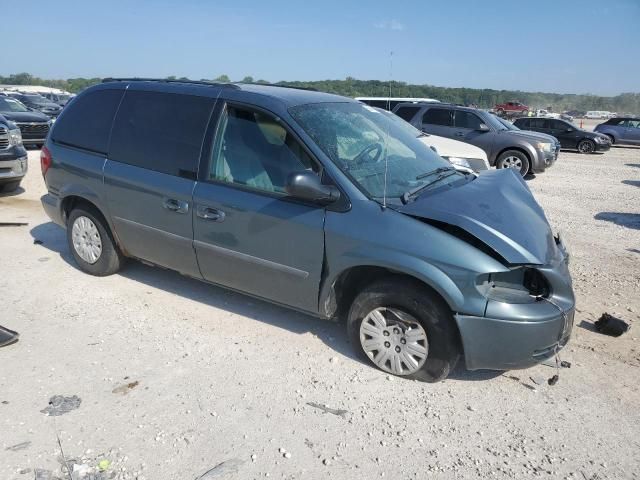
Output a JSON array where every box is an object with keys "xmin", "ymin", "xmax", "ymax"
[
  {"xmin": 66, "ymin": 206, "xmax": 123, "ymax": 276},
  {"xmin": 496, "ymin": 150, "xmax": 530, "ymax": 176},
  {"xmin": 0, "ymin": 180, "xmax": 21, "ymax": 193},
  {"xmin": 522, "ymin": 109, "xmax": 529, "ymax": 116},
  {"xmin": 577, "ymin": 139, "xmax": 595, "ymax": 154},
  {"xmin": 496, "ymin": 108, "xmax": 504, "ymax": 115},
  {"xmin": 347, "ymin": 278, "xmax": 459, "ymax": 382}
]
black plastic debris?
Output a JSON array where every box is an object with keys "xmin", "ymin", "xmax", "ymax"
[
  {"xmin": 307, "ymin": 402, "xmax": 348, "ymax": 417},
  {"xmin": 41, "ymin": 395, "xmax": 82, "ymax": 416},
  {"xmin": 560, "ymin": 360, "xmax": 571, "ymax": 368},
  {"xmin": 595, "ymin": 313, "xmax": 630, "ymax": 337},
  {"xmin": 0, "ymin": 325, "xmax": 19, "ymax": 347},
  {"xmin": 33, "ymin": 239, "xmax": 43, "ymax": 245},
  {"xmin": 0, "ymin": 222, "xmax": 28, "ymax": 227},
  {"xmin": 548, "ymin": 375, "xmax": 559, "ymax": 386}
]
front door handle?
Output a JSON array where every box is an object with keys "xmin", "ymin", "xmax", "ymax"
[
  {"xmin": 196, "ymin": 205, "xmax": 225, "ymax": 222},
  {"xmin": 163, "ymin": 198, "xmax": 189, "ymax": 214}
]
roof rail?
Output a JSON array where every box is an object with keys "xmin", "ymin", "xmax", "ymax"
[
  {"xmin": 101, "ymin": 77, "xmax": 240, "ymax": 89},
  {"xmin": 236, "ymin": 82, "xmax": 317, "ymax": 92}
]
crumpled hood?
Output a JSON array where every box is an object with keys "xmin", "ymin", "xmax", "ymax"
[
  {"xmin": 398, "ymin": 168, "xmax": 556, "ymax": 265},
  {"xmin": 0, "ymin": 110, "xmax": 51, "ymax": 123}
]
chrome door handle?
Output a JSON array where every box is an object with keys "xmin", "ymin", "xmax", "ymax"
[
  {"xmin": 163, "ymin": 198, "xmax": 189, "ymax": 214},
  {"xmin": 196, "ymin": 205, "xmax": 225, "ymax": 222}
]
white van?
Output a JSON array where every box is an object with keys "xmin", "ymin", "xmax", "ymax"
[{"xmin": 586, "ymin": 111, "xmax": 609, "ymax": 119}]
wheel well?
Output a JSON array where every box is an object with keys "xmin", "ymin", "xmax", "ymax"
[
  {"xmin": 61, "ymin": 196, "xmax": 105, "ymax": 224},
  {"xmin": 330, "ymin": 266, "xmax": 452, "ymax": 320},
  {"xmin": 495, "ymin": 147, "xmax": 531, "ymax": 165},
  {"xmin": 604, "ymin": 133, "xmax": 615, "ymax": 143}
]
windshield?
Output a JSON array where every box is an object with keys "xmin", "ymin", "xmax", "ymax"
[
  {"xmin": 0, "ymin": 97, "xmax": 29, "ymax": 112},
  {"xmin": 494, "ymin": 115, "xmax": 519, "ymax": 131},
  {"xmin": 484, "ymin": 112, "xmax": 510, "ymax": 131},
  {"xmin": 289, "ymin": 102, "xmax": 458, "ymax": 203}
]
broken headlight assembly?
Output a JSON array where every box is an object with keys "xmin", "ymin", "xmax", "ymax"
[{"xmin": 476, "ymin": 267, "xmax": 551, "ymax": 304}]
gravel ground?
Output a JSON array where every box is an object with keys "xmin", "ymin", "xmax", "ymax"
[{"xmin": 1, "ymin": 143, "xmax": 639, "ymax": 480}]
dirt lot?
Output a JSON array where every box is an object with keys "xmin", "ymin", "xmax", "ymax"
[{"xmin": 1, "ymin": 143, "xmax": 639, "ymax": 480}]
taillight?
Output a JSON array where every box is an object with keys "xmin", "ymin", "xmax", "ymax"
[{"xmin": 41, "ymin": 146, "xmax": 52, "ymax": 177}]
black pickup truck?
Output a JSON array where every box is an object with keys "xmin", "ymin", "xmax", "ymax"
[
  {"xmin": 0, "ymin": 95, "xmax": 52, "ymax": 148},
  {"xmin": 0, "ymin": 113, "xmax": 28, "ymax": 193}
]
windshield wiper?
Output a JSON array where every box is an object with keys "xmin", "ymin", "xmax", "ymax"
[{"xmin": 402, "ymin": 167, "xmax": 457, "ymax": 204}]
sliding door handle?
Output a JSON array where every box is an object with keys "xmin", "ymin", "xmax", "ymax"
[{"xmin": 196, "ymin": 205, "xmax": 225, "ymax": 222}]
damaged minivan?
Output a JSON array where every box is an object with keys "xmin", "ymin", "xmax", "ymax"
[{"xmin": 41, "ymin": 79, "xmax": 575, "ymax": 381}]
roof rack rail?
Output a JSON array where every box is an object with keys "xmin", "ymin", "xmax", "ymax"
[
  {"xmin": 101, "ymin": 77, "xmax": 240, "ymax": 89},
  {"xmin": 236, "ymin": 82, "xmax": 317, "ymax": 92}
]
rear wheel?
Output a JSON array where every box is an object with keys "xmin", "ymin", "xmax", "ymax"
[
  {"xmin": 496, "ymin": 108, "xmax": 505, "ymax": 115},
  {"xmin": 577, "ymin": 139, "xmax": 595, "ymax": 154},
  {"xmin": 0, "ymin": 180, "xmax": 21, "ymax": 193},
  {"xmin": 67, "ymin": 206, "xmax": 123, "ymax": 276},
  {"xmin": 522, "ymin": 109, "xmax": 529, "ymax": 116},
  {"xmin": 496, "ymin": 150, "xmax": 530, "ymax": 176},
  {"xmin": 347, "ymin": 279, "xmax": 459, "ymax": 382}
]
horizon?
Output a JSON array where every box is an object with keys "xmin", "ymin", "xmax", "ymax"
[{"xmin": 2, "ymin": 0, "xmax": 639, "ymax": 96}]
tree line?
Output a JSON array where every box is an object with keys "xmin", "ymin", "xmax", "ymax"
[{"xmin": 2, "ymin": 72, "xmax": 638, "ymax": 114}]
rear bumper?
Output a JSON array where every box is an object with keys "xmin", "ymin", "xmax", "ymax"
[
  {"xmin": 41, "ymin": 193, "xmax": 65, "ymax": 227},
  {"xmin": 456, "ymin": 307, "xmax": 573, "ymax": 371}
]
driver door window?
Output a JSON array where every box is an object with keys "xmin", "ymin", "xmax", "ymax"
[
  {"xmin": 454, "ymin": 111, "xmax": 483, "ymax": 130},
  {"xmin": 210, "ymin": 105, "xmax": 318, "ymax": 194}
]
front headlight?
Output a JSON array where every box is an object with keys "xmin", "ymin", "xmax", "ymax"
[
  {"xmin": 8, "ymin": 128, "xmax": 22, "ymax": 146},
  {"xmin": 536, "ymin": 142, "xmax": 553, "ymax": 153},
  {"xmin": 444, "ymin": 156, "xmax": 472, "ymax": 169},
  {"xmin": 595, "ymin": 136, "xmax": 608, "ymax": 143},
  {"xmin": 476, "ymin": 267, "xmax": 551, "ymax": 303}
]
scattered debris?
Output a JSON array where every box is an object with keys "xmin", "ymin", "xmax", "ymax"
[
  {"xmin": 307, "ymin": 402, "xmax": 348, "ymax": 417},
  {"xmin": 560, "ymin": 360, "xmax": 572, "ymax": 368},
  {"xmin": 112, "ymin": 381, "xmax": 139, "ymax": 395},
  {"xmin": 33, "ymin": 239, "xmax": 44, "ymax": 245},
  {"xmin": 195, "ymin": 458, "xmax": 245, "ymax": 479},
  {"xmin": 0, "ymin": 222, "xmax": 28, "ymax": 227},
  {"xmin": 595, "ymin": 313, "xmax": 630, "ymax": 337},
  {"xmin": 41, "ymin": 395, "xmax": 82, "ymax": 416},
  {"xmin": 548, "ymin": 375, "xmax": 559, "ymax": 386},
  {"xmin": 34, "ymin": 469, "xmax": 53, "ymax": 480},
  {"xmin": 38, "ymin": 257, "xmax": 50, "ymax": 262},
  {"xmin": 97, "ymin": 460, "xmax": 110, "ymax": 472},
  {"xmin": 5, "ymin": 441, "xmax": 31, "ymax": 451},
  {"xmin": 0, "ymin": 325, "xmax": 19, "ymax": 347},
  {"xmin": 529, "ymin": 376, "xmax": 546, "ymax": 386}
]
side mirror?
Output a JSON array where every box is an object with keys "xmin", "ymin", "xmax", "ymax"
[
  {"xmin": 285, "ymin": 171, "xmax": 340, "ymax": 205},
  {"xmin": 477, "ymin": 124, "xmax": 490, "ymax": 132}
]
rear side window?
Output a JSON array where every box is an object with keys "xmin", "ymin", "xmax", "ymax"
[
  {"xmin": 422, "ymin": 108, "xmax": 453, "ymax": 127},
  {"xmin": 530, "ymin": 119, "xmax": 549, "ymax": 129},
  {"xmin": 394, "ymin": 106, "xmax": 421, "ymax": 122},
  {"xmin": 515, "ymin": 119, "xmax": 530, "ymax": 128},
  {"xmin": 52, "ymin": 89, "xmax": 123, "ymax": 154},
  {"xmin": 110, "ymin": 91, "xmax": 214, "ymax": 177},
  {"xmin": 454, "ymin": 111, "xmax": 483, "ymax": 129}
]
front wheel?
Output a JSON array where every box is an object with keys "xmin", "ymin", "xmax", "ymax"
[
  {"xmin": 577, "ymin": 139, "xmax": 596, "ymax": 154},
  {"xmin": 67, "ymin": 206, "xmax": 123, "ymax": 276},
  {"xmin": 496, "ymin": 150, "xmax": 530, "ymax": 176},
  {"xmin": 347, "ymin": 279, "xmax": 459, "ymax": 382}
]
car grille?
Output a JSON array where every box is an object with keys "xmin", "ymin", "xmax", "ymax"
[
  {"xmin": 0, "ymin": 126, "xmax": 8, "ymax": 149},
  {"xmin": 16, "ymin": 122, "xmax": 49, "ymax": 137}
]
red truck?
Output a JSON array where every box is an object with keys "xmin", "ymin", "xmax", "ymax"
[{"xmin": 494, "ymin": 101, "xmax": 529, "ymax": 116}]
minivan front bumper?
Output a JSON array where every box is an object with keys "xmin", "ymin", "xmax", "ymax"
[{"xmin": 456, "ymin": 306, "xmax": 573, "ymax": 371}]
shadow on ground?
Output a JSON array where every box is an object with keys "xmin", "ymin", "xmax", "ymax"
[
  {"xmin": 594, "ymin": 212, "xmax": 640, "ymax": 230},
  {"xmin": 0, "ymin": 186, "xmax": 26, "ymax": 198},
  {"xmin": 626, "ymin": 163, "xmax": 640, "ymax": 169},
  {"xmin": 30, "ymin": 221, "xmax": 510, "ymax": 383},
  {"xmin": 622, "ymin": 180, "xmax": 640, "ymax": 188}
]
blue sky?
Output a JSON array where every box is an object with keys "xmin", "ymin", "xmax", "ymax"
[{"xmin": 2, "ymin": 0, "xmax": 638, "ymax": 95}]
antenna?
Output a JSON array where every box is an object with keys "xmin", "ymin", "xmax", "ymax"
[{"xmin": 382, "ymin": 51, "xmax": 393, "ymax": 209}]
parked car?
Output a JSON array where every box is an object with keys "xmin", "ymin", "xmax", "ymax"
[
  {"xmin": 564, "ymin": 110, "xmax": 585, "ymax": 119},
  {"xmin": 42, "ymin": 92, "xmax": 73, "ymax": 106},
  {"xmin": 392, "ymin": 102, "xmax": 559, "ymax": 176},
  {"xmin": 0, "ymin": 113, "xmax": 28, "ymax": 193},
  {"xmin": 594, "ymin": 117, "xmax": 640, "ymax": 146},
  {"xmin": 7, "ymin": 93, "xmax": 62, "ymax": 118},
  {"xmin": 41, "ymin": 79, "xmax": 574, "ymax": 381},
  {"xmin": 356, "ymin": 97, "xmax": 439, "ymax": 111},
  {"xmin": 0, "ymin": 96, "xmax": 52, "ymax": 148},
  {"xmin": 375, "ymin": 107, "xmax": 489, "ymax": 171},
  {"xmin": 585, "ymin": 111, "xmax": 609, "ymax": 119},
  {"xmin": 514, "ymin": 117, "xmax": 611, "ymax": 153},
  {"xmin": 494, "ymin": 101, "xmax": 529, "ymax": 116}
]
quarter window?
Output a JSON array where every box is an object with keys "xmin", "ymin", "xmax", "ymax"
[
  {"xmin": 52, "ymin": 89, "xmax": 123, "ymax": 154},
  {"xmin": 109, "ymin": 91, "xmax": 214, "ymax": 177},
  {"xmin": 422, "ymin": 108, "xmax": 453, "ymax": 127},
  {"xmin": 210, "ymin": 105, "xmax": 317, "ymax": 194},
  {"xmin": 530, "ymin": 119, "xmax": 549, "ymax": 129}
]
